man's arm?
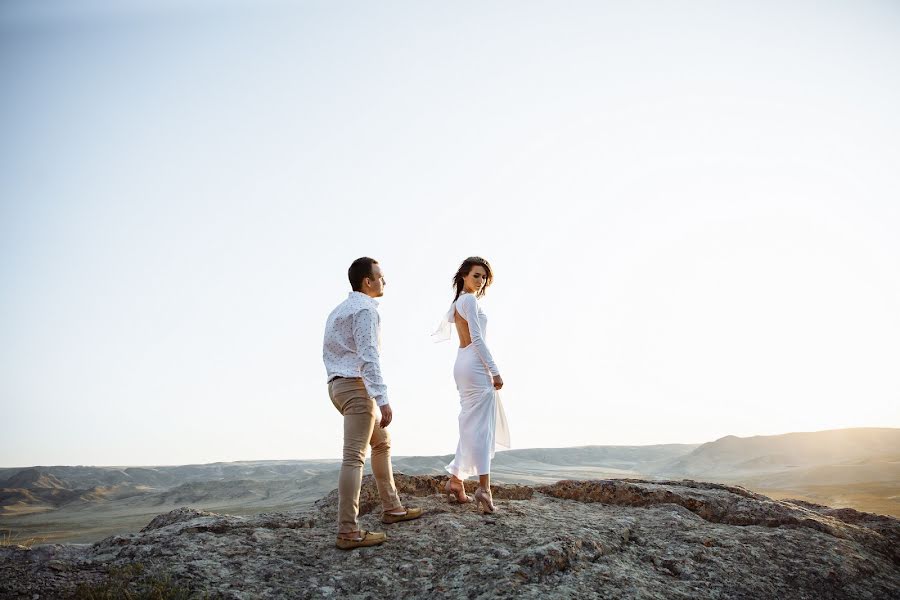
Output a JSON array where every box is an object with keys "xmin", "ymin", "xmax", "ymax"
[{"xmin": 351, "ymin": 308, "xmax": 389, "ymax": 407}]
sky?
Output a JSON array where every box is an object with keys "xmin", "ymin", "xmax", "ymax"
[{"xmin": 2, "ymin": 1, "xmax": 899, "ymax": 468}]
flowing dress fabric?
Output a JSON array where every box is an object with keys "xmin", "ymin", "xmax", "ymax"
[{"xmin": 442, "ymin": 294, "xmax": 510, "ymax": 479}]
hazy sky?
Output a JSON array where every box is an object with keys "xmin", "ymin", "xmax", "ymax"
[{"xmin": 2, "ymin": 1, "xmax": 899, "ymax": 468}]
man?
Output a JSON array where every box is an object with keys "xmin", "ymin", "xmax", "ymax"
[{"xmin": 323, "ymin": 257, "xmax": 423, "ymax": 550}]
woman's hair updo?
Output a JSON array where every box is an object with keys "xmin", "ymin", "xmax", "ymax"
[{"xmin": 452, "ymin": 256, "xmax": 494, "ymax": 302}]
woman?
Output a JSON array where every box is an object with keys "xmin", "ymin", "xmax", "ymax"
[{"xmin": 434, "ymin": 256, "xmax": 510, "ymax": 513}]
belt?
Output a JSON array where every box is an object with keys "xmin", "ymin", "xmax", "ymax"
[{"xmin": 329, "ymin": 375, "xmax": 361, "ymax": 383}]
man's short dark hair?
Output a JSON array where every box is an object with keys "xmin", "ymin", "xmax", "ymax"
[{"xmin": 348, "ymin": 257, "xmax": 378, "ymax": 292}]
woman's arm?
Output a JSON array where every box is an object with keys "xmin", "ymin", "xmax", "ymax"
[{"xmin": 457, "ymin": 294, "xmax": 500, "ymax": 377}]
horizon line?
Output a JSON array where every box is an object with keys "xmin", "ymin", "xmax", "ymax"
[{"xmin": 2, "ymin": 425, "xmax": 895, "ymax": 471}]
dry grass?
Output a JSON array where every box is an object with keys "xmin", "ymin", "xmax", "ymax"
[
  {"xmin": 0, "ymin": 528, "xmax": 45, "ymax": 548},
  {"xmin": 73, "ymin": 563, "xmax": 198, "ymax": 600},
  {"xmin": 755, "ymin": 483, "xmax": 900, "ymax": 517}
]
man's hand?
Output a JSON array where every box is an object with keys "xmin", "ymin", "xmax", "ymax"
[{"xmin": 379, "ymin": 404, "xmax": 393, "ymax": 428}]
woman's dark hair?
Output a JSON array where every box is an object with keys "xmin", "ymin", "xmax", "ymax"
[
  {"xmin": 348, "ymin": 257, "xmax": 379, "ymax": 292},
  {"xmin": 452, "ymin": 256, "xmax": 493, "ymax": 301}
]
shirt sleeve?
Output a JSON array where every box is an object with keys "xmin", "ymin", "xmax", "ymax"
[
  {"xmin": 351, "ymin": 307, "xmax": 389, "ymax": 406},
  {"xmin": 456, "ymin": 294, "xmax": 500, "ymax": 376}
]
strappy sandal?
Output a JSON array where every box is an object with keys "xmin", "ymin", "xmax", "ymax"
[
  {"xmin": 474, "ymin": 487, "xmax": 496, "ymax": 514},
  {"xmin": 444, "ymin": 479, "xmax": 473, "ymax": 504}
]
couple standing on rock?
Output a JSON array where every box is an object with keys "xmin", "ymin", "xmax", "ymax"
[{"xmin": 323, "ymin": 256, "xmax": 509, "ymax": 550}]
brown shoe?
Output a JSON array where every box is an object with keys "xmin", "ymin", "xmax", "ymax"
[
  {"xmin": 335, "ymin": 530, "xmax": 386, "ymax": 550},
  {"xmin": 381, "ymin": 506, "xmax": 424, "ymax": 524}
]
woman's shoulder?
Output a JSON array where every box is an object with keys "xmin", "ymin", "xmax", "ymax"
[
  {"xmin": 455, "ymin": 293, "xmax": 486, "ymax": 315},
  {"xmin": 455, "ymin": 292, "xmax": 478, "ymax": 307}
]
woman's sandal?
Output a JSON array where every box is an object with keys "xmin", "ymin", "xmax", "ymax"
[
  {"xmin": 445, "ymin": 478, "xmax": 473, "ymax": 504},
  {"xmin": 474, "ymin": 487, "xmax": 496, "ymax": 514}
]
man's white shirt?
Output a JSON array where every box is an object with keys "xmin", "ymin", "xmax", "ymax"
[{"xmin": 323, "ymin": 291, "xmax": 389, "ymax": 406}]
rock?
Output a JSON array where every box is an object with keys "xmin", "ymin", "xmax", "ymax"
[
  {"xmin": 47, "ymin": 561, "xmax": 68, "ymax": 572},
  {"xmin": 538, "ymin": 479, "xmax": 900, "ymax": 564},
  {"xmin": 0, "ymin": 475, "xmax": 897, "ymax": 599},
  {"xmin": 140, "ymin": 506, "xmax": 222, "ymax": 531},
  {"xmin": 314, "ymin": 473, "xmax": 533, "ymax": 519}
]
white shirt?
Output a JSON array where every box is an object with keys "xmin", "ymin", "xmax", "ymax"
[{"xmin": 323, "ymin": 291, "xmax": 389, "ymax": 406}]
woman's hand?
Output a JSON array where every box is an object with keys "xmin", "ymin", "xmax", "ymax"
[{"xmin": 492, "ymin": 375, "xmax": 504, "ymax": 390}]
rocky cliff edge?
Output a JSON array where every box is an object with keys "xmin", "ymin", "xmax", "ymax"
[{"xmin": 1, "ymin": 475, "xmax": 898, "ymax": 599}]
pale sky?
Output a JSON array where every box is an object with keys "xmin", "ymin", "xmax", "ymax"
[{"xmin": 2, "ymin": 1, "xmax": 899, "ymax": 468}]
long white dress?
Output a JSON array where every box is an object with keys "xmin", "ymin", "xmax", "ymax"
[{"xmin": 435, "ymin": 293, "xmax": 510, "ymax": 479}]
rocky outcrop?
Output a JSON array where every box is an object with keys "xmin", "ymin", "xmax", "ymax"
[
  {"xmin": 313, "ymin": 472, "xmax": 533, "ymax": 520},
  {"xmin": 1, "ymin": 475, "xmax": 898, "ymax": 599},
  {"xmin": 539, "ymin": 479, "xmax": 900, "ymax": 564}
]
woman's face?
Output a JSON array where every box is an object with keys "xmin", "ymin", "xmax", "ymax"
[{"xmin": 463, "ymin": 265, "xmax": 488, "ymax": 294}]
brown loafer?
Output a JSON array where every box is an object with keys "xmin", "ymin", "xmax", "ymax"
[
  {"xmin": 381, "ymin": 506, "xmax": 424, "ymax": 524},
  {"xmin": 335, "ymin": 529, "xmax": 386, "ymax": 550}
]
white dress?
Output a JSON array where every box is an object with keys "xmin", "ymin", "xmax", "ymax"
[{"xmin": 435, "ymin": 293, "xmax": 510, "ymax": 479}]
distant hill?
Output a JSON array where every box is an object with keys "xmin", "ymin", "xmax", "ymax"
[
  {"xmin": 0, "ymin": 469, "xmax": 69, "ymax": 490},
  {"xmin": 0, "ymin": 460, "xmax": 344, "ymax": 491},
  {"xmin": 659, "ymin": 427, "xmax": 900, "ymax": 478},
  {"xmin": 653, "ymin": 428, "xmax": 900, "ymax": 517}
]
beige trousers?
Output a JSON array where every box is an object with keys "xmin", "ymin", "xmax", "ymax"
[{"xmin": 328, "ymin": 377, "xmax": 402, "ymax": 533}]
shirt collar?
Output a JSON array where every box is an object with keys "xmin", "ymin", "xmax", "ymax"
[{"xmin": 349, "ymin": 291, "xmax": 379, "ymax": 307}]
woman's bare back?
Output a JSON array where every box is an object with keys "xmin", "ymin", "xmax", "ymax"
[{"xmin": 454, "ymin": 309, "xmax": 472, "ymax": 348}]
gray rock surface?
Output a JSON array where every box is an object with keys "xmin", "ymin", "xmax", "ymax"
[{"xmin": 1, "ymin": 475, "xmax": 898, "ymax": 599}]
